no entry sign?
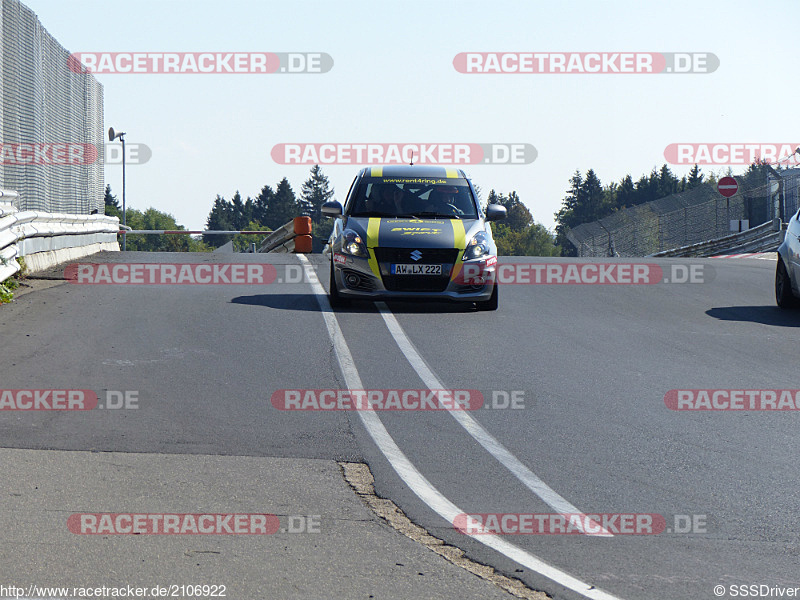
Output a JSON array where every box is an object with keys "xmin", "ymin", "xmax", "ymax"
[{"xmin": 718, "ymin": 176, "xmax": 738, "ymax": 198}]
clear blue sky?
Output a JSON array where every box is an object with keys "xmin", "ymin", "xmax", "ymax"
[{"xmin": 21, "ymin": 0, "xmax": 800, "ymax": 231}]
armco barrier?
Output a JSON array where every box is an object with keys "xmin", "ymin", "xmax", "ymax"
[
  {"xmin": 0, "ymin": 191, "xmax": 119, "ymax": 284},
  {"xmin": 258, "ymin": 217, "xmax": 313, "ymax": 253},
  {"xmin": 118, "ymin": 217, "xmax": 313, "ymax": 253},
  {"xmin": 649, "ymin": 219, "xmax": 783, "ymax": 258}
]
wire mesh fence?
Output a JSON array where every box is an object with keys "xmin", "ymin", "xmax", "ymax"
[
  {"xmin": 565, "ymin": 172, "xmax": 797, "ymax": 257},
  {"xmin": 0, "ymin": 0, "xmax": 104, "ymax": 214}
]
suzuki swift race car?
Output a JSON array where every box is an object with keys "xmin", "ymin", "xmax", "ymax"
[{"xmin": 322, "ymin": 166, "xmax": 506, "ymax": 310}]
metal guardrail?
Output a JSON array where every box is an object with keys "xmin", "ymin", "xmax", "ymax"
[
  {"xmin": 115, "ymin": 218, "xmax": 313, "ymax": 254},
  {"xmin": 0, "ymin": 193, "xmax": 120, "ymax": 284},
  {"xmin": 258, "ymin": 217, "xmax": 312, "ymax": 253},
  {"xmin": 120, "ymin": 230, "xmax": 270, "ymax": 235},
  {"xmin": 649, "ymin": 219, "xmax": 782, "ymax": 258}
]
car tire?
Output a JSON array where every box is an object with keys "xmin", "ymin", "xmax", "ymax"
[
  {"xmin": 476, "ymin": 283, "xmax": 499, "ymax": 311},
  {"xmin": 775, "ymin": 258, "xmax": 797, "ymax": 309},
  {"xmin": 329, "ymin": 260, "xmax": 350, "ymax": 308}
]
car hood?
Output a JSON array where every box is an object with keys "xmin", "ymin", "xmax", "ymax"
[{"xmin": 344, "ymin": 216, "xmax": 481, "ymax": 249}]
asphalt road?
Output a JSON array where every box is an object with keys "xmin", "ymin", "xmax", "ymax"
[{"xmin": 1, "ymin": 250, "xmax": 796, "ymax": 600}]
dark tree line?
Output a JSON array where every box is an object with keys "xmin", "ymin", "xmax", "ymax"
[{"xmin": 204, "ymin": 165, "xmax": 334, "ymax": 248}]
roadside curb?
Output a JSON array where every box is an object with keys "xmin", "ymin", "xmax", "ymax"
[{"xmin": 340, "ymin": 461, "xmax": 547, "ymax": 600}]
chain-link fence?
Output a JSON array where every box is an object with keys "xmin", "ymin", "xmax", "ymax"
[
  {"xmin": 771, "ymin": 167, "xmax": 800, "ymax": 221},
  {"xmin": 565, "ymin": 174, "xmax": 790, "ymax": 257},
  {"xmin": 0, "ymin": 0, "xmax": 104, "ymax": 214}
]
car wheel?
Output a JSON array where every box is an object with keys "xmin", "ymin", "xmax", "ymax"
[
  {"xmin": 328, "ymin": 260, "xmax": 349, "ymax": 308},
  {"xmin": 476, "ymin": 283, "xmax": 499, "ymax": 311},
  {"xmin": 775, "ymin": 258, "xmax": 797, "ymax": 309}
]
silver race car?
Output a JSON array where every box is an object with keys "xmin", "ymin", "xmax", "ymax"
[
  {"xmin": 776, "ymin": 208, "xmax": 800, "ymax": 308},
  {"xmin": 322, "ymin": 165, "xmax": 506, "ymax": 310}
]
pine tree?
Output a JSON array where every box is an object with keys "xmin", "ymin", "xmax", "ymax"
[
  {"xmin": 300, "ymin": 165, "xmax": 334, "ymax": 223},
  {"xmin": 554, "ymin": 171, "xmax": 584, "ymax": 255},
  {"xmin": 265, "ymin": 178, "xmax": 301, "ymax": 230},
  {"xmin": 253, "ymin": 184, "xmax": 275, "ymax": 226},
  {"xmin": 616, "ymin": 174, "xmax": 636, "ymax": 208},
  {"xmin": 580, "ymin": 169, "xmax": 605, "ymax": 222},
  {"xmin": 657, "ymin": 164, "xmax": 679, "ymax": 197},
  {"xmin": 229, "ymin": 191, "xmax": 252, "ymax": 229},
  {"xmin": 204, "ymin": 195, "xmax": 235, "ymax": 248},
  {"xmin": 104, "ymin": 184, "xmax": 121, "ymax": 218},
  {"xmin": 687, "ymin": 164, "xmax": 704, "ymax": 189}
]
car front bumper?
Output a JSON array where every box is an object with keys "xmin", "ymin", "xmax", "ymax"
[{"xmin": 332, "ymin": 253, "xmax": 497, "ymax": 302}]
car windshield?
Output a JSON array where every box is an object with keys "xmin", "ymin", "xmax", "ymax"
[{"xmin": 348, "ymin": 177, "xmax": 478, "ymax": 219}]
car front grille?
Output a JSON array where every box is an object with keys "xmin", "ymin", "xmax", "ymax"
[{"xmin": 373, "ymin": 247, "xmax": 459, "ymax": 293}]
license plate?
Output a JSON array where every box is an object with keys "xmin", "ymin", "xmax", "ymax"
[{"xmin": 391, "ymin": 264, "xmax": 442, "ymax": 275}]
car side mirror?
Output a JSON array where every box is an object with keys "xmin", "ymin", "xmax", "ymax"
[
  {"xmin": 321, "ymin": 201, "xmax": 343, "ymax": 217},
  {"xmin": 485, "ymin": 204, "xmax": 507, "ymax": 222}
]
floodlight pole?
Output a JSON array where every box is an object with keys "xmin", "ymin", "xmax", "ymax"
[{"xmin": 108, "ymin": 127, "xmax": 127, "ymax": 250}]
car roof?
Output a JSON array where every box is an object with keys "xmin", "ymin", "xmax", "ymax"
[{"xmin": 357, "ymin": 165, "xmax": 468, "ymax": 179}]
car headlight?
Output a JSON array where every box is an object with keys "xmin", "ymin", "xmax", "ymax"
[
  {"xmin": 342, "ymin": 230, "xmax": 369, "ymax": 258},
  {"xmin": 463, "ymin": 231, "xmax": 490, "ymax": 260}
]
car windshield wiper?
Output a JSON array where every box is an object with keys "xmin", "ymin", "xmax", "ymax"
[
  {"xmin": 350, "ymin": 211, "xmax": 395, "ymax": 218},
  {"xmin": 405, "ymin": 212, "xmax": 462, "ymax": 220}
]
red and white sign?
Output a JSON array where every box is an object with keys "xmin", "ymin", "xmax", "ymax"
[{"xmin": 718, "ymin": 176, "xmax": 738, "ymax": 197}]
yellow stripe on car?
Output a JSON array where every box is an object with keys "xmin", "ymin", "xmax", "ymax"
[
  {"xmin": 371, "ymin": 166, "xmax": 383, "ymax": 177},
  {"xmin": 450, "ymin": 219, "xmax": 466, "ymax": 281},
  {"xmin": 445, "ymin": 168, "xmax": 458, "ymax": 178},
  {"xmin": 366, "ymin": 217, "xmax": 382, "ymax": 277}
]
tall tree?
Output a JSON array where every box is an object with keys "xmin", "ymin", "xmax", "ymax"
[
  {"xmin": 252, "ymin": 184, "xmax": 275, "ymax": 225},
  {"xmin": 300, "ymin": 164, "xmax": 334, "ymax": 223},
  {"xmin": 687, "ymin": 164, "xmax": 704, "ymax": 189},
  {"xmin": 657, "ymin": 164, "xmax": 679, "ymax": 197},
  {"xmin": 616, "ymin": 174, "xmax": 636, "ymax": 208},
  {"xmin": 229, "ymin": 191, "xmax": 253, "ymax": 230},
  {"xmin": 204, "ymin": 195, "xmax": 235, "ymax": 247},
  {"xmin": 104, "ymin": 184, "xmax": 121, "ymax": 218},
  {"xmin": 580, "ymin": 169, "xmax": 606, "ymax": 221},
  {"xmin": 265, "ymin": 177, "xmax": 301, "ymax": 230},
  {"xmin": 554, "ymin": 171, "xmax": 585, "ymax": 255}
]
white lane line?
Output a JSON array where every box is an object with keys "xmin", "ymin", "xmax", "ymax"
[
  {"xmin": 298, "ymin": 255, "xmax": 623, "ymax": 600},
  {"xmin": 376, "ymin": 302, "xmax": 613, "ymax": 538}
]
